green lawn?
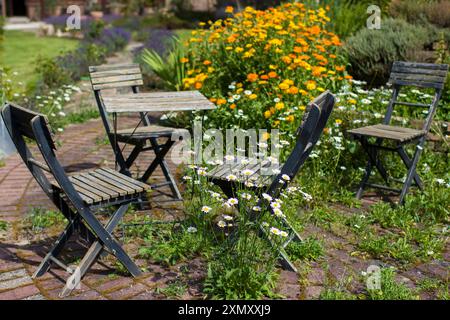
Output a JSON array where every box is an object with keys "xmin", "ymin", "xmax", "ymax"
[{"xmin": 1, "ymin": 31, "xmax": 79, "ymax": 88}]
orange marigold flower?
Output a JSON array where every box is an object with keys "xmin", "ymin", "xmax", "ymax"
[
  {"xmin": 195, "ymin": 82, "xmax": 203, "ymax": 89},
  {"xmin": 203, "ymin": 60, "xmax": 212, "ymax": 66},
  {"xmin": 286, "ymin": 115, "xmax": 294, "ymax": 122},
  {"xmin": 268, "ymin": 71, "xmax": 278, "ymax": 78},
  {"xmin": 217, "ymin": 98, "xmax": 227, "ymax": 106},
  {"xmin": 260, "ymin": 75, "xmax": 269, "ymax": 80},
  {"xmin": 247, "ymin": 73, "xmax": 259, "ymax": 82},
  {"xmin": 225, "ymin": 6, "xmax": 234, "ymax": 14},
  {"xmin": 335, "ymin": 65, "xmax": 345, "ymax": 72},
  {"xmin": 180, "ymin": 58, "xmax": 189, "ymax": 63},
  {"xmin": 230, "ymin": 103, "xmax": 236, "ymax": 109},
  {"xmin": 288, "ymin": 86, "xmax": 299, "ymax": 94}
]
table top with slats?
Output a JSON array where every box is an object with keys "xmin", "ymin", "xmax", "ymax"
[{"xmin": 102, "ymin": 90, "xmax": 216, "ymax": 113}]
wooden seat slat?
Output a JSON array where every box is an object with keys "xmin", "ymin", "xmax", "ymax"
[{"xmin": 78, "ymin": 172, "xmax": 129, "ymax": 196}]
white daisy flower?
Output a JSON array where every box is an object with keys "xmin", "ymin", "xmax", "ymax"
[
  {"xmin": 201, "ymin": 206, "xmax": 212, "ymax": 213},
  {"xmin": 187, "ymin": 226, "xmax": 197, "ymax": 233}
]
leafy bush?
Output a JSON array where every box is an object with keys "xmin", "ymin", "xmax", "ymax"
[
  {"xmin": 344, "ymin": 18, "xmax": 434, "ymax": 86},
  {"xmin": 389, "ymin": 0, "xmax": 450, "ymax": 28},
  {"xmin": 179, "ymin": 3, "xmax": 350, "ymax": 131},
  {"xmin": 301, "ymin": 0, "xmax": 390, "ymax": 39},
  {"xmin": 141, "ymin": 37, "xmax": 186, "ymax": 91}
]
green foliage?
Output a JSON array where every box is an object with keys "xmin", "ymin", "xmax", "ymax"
[
  {"xmin": 0, "ymin": 220, "xmax": 7, "ymax": 231},
  {"xmin": 156, "ymin": 280, "xmax": 187, "ymax": 298},
  {"xmin": 138, "ymin": 227, "xmax": 205, "ymax": 266},
  {"xmin": 319, "ymin": 289, "xmax": 358, "ymax": 300},
  {"xmin": 204, "ymin": 257, "xmax": 279, "ymax": 299},
  {"xmin": 286, "ymin": 237, "xmax": 324, "ymax": 261},
  {"xmin": 367, "ymin": 267, "xmax": 418, "ymax": 300},
  {"xmin": 141, "ymin": 38, "xmax": 186, "ymax": 91},
  {"xmin": 35, "ymin": 56, "xmax": 71, "ymax": 89},
  {"xmin": 344, "ymin": 18, "xmax": 434, "ymax": 86},
  {"xmin": 25, "ymin": 207, "xmax": 66, "ymax": 231}
]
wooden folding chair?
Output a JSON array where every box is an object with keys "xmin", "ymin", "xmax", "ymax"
[
  {"xmin": 207, "ymin": 91, "xmax": 336, "ymax": 272},
  {"xmin": 89, "ymin": 63, "xmax": 182, "ymax": 200},
  {"xmin": 1, "ymin": 103, "xmax": 150, "ymax": 297},
  {"xmin": 348, "ymin": 61, "xmax": 449, "ymax": 205}
]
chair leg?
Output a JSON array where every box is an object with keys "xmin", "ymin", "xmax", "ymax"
[
  {"xmin": 397, "ymin": 146, "xmax": 424, "ymax": 190},
  {"xmin": 33, "ymin": 219, "xmax": 76, "ymax": 278},
  {"xmin": 398, "ymin": 144, "xmax": 424, "ymax": 205},
  {"xmin": 125, "ymin": 144, "xmax": 143, "ymax": 169},
  {"xmin": 142, "ymin": 138, "xmax": 182, "ymax": 200},
  {"xmin": 59, "ymin": 204, "xmax": 140, "ymax": 297},
  {"xmin": 356, "ymin": 160, "xmax": 373, "ymax": 199}
]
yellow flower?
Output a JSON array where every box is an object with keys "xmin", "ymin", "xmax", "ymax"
[
  {"xmin": 275, "ymin": 102, "xmax": 285, "ymax": 110},
  {"xmin": 279, "ymin": 83, "xmax": 289, "ymax": 90},
  {"xmin": 249, "ymin": 94, "xmax": 257, "ymax": 100},
  {"xmin": 348, "ymin": 98, "xmax": 357, "ymax": 105},
  {"xmin": 335, "ymin": 119, "xmax": 343, "ymax": 125},
  {"xmin": 235, "ymin": 47, "xmax": 244, "ymax": 53},
  {"xmin": 286, "ymin": 115, "xmax": 294, "ymax": 122},
  {"xmin": 264, "ymin": 110, "xmax": 272, "ymax": 119},
  {"xmin": 180, "ymin": 58, "xmax": 189, "ymax": 63},
  {"xmin": 262, "ymin": 132, "xmax": 270, "ymax": 141},
  {"xmin": 306, "ymin": 81, "xmax": 316, "ymax": 91}
]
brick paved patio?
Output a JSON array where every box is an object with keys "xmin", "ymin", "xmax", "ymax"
[{"xmin": 0, "ymin": 117, "xmax": 448, "ymax": 300}]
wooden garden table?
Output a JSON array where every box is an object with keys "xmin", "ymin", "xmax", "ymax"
[{"xmin": 101, "ymin": 90, "xmax": 216, "ymax": 199}]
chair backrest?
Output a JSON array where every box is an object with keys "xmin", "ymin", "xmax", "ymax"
[
  {"xmin": 89, "ymin": 63, "xmax": 144, "ymax": 91},
  {"xmin": 389, "ymin": 61, "xmax": 448, "ymax": 90},
  {"xmin": 385, "ymin": 61, "xmax": 449, "ymax": 131},
  {"xmin": 89, "ymin": 63, "xmax": 150, "ymax": 137},
  {"xmin": 265, "ymin": 91, "xmax": 335, "ymax": 196},
  {"xmin": 1, "ymin": 103, "xmax": 86, "ymax": 211},
  {"xmin": 299, "ymin": 91, "xmax": 335, "ymax": 162}
]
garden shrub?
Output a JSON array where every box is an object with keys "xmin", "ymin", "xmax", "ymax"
[
  {"xmin": 178, "ymin": 3, "xmax": 351, "ymax": 131},
  {"xmin": 344, "ymin": 18, "xmax": 434, "ymax": 86},
  {"xmin": 389, "ymin": 0, "xmax": 450, "ymax": 29}
]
